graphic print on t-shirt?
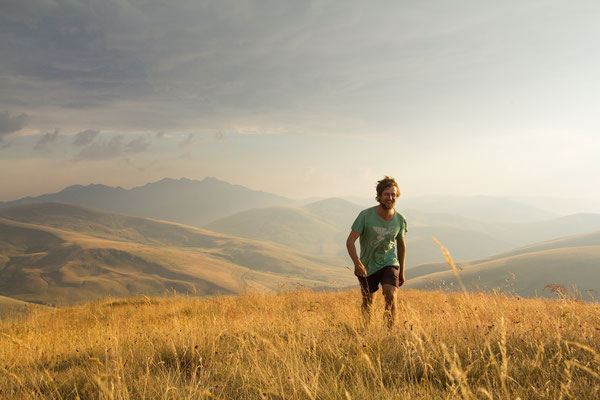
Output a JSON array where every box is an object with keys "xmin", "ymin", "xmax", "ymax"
[{"xmin": 371, "ymin": 226, "xmax": 396, "ymax": 248}]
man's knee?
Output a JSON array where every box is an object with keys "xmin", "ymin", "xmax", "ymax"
[{"xmin": 382, "ymin": 284, "xmax": 397, "ymax": 304}]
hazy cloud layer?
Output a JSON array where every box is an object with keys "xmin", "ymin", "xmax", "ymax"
[
  {"xmin": 0, "ymin": 111, "xmax": 28, "ymax": 140},
  {"xmin": 72, "ymin": 129, "xmax": 100, "ymax": 146},
  {"xmin": 76, "ymin": 134, "xmax": 151, "ymax": 160},
  {"xmin": 2, "ymin": 1, "xmax": 600, "ymax": 202},
  {"xmin": 178, "ymin": 133, "xmax": 196, "ymax": 148},
  {"xmin": 125, "ymin": 136, "xmax": 150, "ymax": 153},
  {"xmin": 34, "ymin": 129, "xmax": 61, "ymax": 151},
  {"xmin": 3, "ymin": 1, "xmax": 599, "ymax": 137}
]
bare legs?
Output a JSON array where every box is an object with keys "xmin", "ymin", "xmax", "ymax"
[
  {"xmin": 360, "ymin": 287, "xmax": 374, "ymax": 326},
  {"xmin": 382, "ymin": 284, "xmax": 398, "ymax": 329},
  {"xmin": 360, "ymin": 284, "xmax": 398, "ymax": 328}
]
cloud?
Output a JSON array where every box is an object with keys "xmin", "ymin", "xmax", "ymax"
[
  {"xmin": 0, "ymin": 111, "xmax": 28, "ymax": 140},
  {"xmin": 77, "ymin": 136, "xmax": 124, "ymax": 160},
  {"xmin": 34, "ymin": 129, "xmax": 61, "ymax": 151},
  {"xmin": 1, "ymin": 1, "xmax": 599, "ymax": 140},
  {"xmin": 215, "ymin": 130, "xmax": 227, "ymax": 142},
  {"xmin": 76, "ymin": 134, "xmax": 151, "ymax": 160},
  {"xmin": 125, "ymin": 136, "xmax": 150, "ymax": 153},
  {"xmin": 72, "ymin": 129, "xmax": 100, "ymax": 146},
  {"xmin": 0, "ymin": 2, "xmax": 147, "ymax": 90},
  {"xmin": 178, "ymin": 133, "xmax": 196, "ymax": 148}
]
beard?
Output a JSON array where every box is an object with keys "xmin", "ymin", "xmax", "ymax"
[{"xmin": 378, "ymin": 199, "xmax": 395, "ymax": 210}]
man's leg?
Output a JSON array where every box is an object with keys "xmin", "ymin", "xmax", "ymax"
[
  {"xmin": 382, "ymin": 284, "xmax": 398, "ymax": 328},
  {"xmin": 358, "ymin": 276, "xmax": 375, "ymax": 325},
  {"xmin": 360, "ymin": 282, "xmax": 374, "ymax": 325}
]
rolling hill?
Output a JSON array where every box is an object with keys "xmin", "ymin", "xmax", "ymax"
[
  {"xmin": 204, "ymin": 198, "xmax": 516, "ymax": 266},
  {"xmin": 404, "ymin": 230, "xmax": 600, "ymax": 300},
  {"xmin": 0, "ymin": 177, "xmax": 296, "ymax": 226},
  {"xmin": 0, "ymin": 295, "xmax": 50, "ymax": 319},
  {"xmin": 0, "ymin": 203, "xmax": 355, "ymax": 306},
  {"xmin": 393, "ymin": 195, "xmax": 558, "ymax": 222},
  {"xmin": 205, "ymin": 198, "xmax": 600, "ymax": 267},
  {"xmin": 6, "ymin": 178, "xmax": 600, "ymax": 268},
  {"xmin": 204, "ymin": 198, "xmax": 363, "ymax": 260}
]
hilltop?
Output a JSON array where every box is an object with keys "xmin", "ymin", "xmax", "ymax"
[
  {"xmin": 1, "ymin": 289, "xmax": 598, "ymax": 399},
  {"xmin": 205, "ymin": 197, "xmax": 363, "ymax": 260},
  {"xmin": 5, "ymin": 178, "xmax": 600, "ymax": 268},
  {"xmin": 205, "ymin": 197, "xmax": 600, "ymax": 267},
  {"xmin": 0, "ymin": 295, "xmax": 49, "ymax": 319},
  {"xmin": 0, "ymin": 177, "xmax": 296, "ymax": 226},
  {"xmin": 405, "ymin": 230, "xmax": 600, "ymax": 299},
  {"xmin": 0, "ymin": 203, "xmax": 354, "ymax": 306}
]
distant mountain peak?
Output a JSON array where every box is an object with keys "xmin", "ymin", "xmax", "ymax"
[
  {"xmin": 61, "ymin": 183, "xmax": 125, "ymax": 193},
  {"xmin": 144, "ymin": 176, "xmax": 229, "ymax": 187},
  {"xmin": 0, "ymin": 176, "xmax": 296, "ymax": 226},
  {"xmin": 304, "ymin": 197, "xmax": 362, "ymax": 209}
]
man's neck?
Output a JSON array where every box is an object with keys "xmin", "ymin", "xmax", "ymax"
[{"xmin": 376, "ymin": 204, "xmax": 395, "ymax": 220}]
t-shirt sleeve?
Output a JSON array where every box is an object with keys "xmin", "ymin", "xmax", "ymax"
[
  {"xmin": 396, "ymin": 214, "xmax": 407, "ymax": 239},
  {"xmin": 351, "ymin": 211, "xmax": 366, "ymax": 234}
]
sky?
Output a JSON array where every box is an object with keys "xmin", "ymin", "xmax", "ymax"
[{"xmin": 1, "ymin": 0, "xmax": 600, "ymax": 202}]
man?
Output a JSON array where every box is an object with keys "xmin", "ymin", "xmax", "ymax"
[{"xmin": 346, "ymin": 176, "xmax": 407, "ymax": 327}]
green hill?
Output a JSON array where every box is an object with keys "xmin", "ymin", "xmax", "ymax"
[{"xmin": 0, "ymin": 203, "xmax": 355, "ymax": 306}]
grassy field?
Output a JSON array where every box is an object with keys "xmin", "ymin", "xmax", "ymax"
[{"xmin": 1, "ymin": 288, "xmax": 599, "ymax": 399}]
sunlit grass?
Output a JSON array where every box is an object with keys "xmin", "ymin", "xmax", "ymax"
[{"xmin": 1, "ymin": 287, "xmax": 599, "ymax": 399}]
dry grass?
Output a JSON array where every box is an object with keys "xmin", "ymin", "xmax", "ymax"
[{"xmin": 1, "ymin": 288, "xmax": 599, "ymax": 399}]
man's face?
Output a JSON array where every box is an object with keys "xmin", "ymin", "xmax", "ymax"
[{"xmin": 378, "ymin": 186, "xmax": 398, "ymax": 210}]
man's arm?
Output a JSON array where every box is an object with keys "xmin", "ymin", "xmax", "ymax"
[
  {"xmin": 397, "ymin": 237, "xmax": 406, "ymax": 286},
  {"xmin": 346, "ymin": 230, "xmax": 367, "ymax": 277}
]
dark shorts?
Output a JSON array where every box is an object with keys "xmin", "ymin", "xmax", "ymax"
[{"xmin": 357, "ymin": 265, "xmax": 400, "ymax": 295}]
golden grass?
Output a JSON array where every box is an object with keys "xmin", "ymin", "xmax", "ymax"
[{"xmin": 1, "ymin": 288, "xmax": 599, "ymax": 399}]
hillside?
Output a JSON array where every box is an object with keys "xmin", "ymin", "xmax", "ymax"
[
  {"xmin": 505, "ymin": 213, "xmax": 600, "ymax": 245},
  {"xmin": 205, "ymin": 199, "xmax": 517, "ymax": 266},
  {"xmin": 0, "ymin": 203, "xmax": 354, "ymax": 306},
  {"xmin": 206, "ymin": 198, "xmax": 600, "ymax": 267},
  {"xmin": 475, "ymin": 230, "xmax": 600, "ymax": 262},
  {"xmin": 398, "ymin": 195, "xmax": 558, "ymax": 222},
  {"xmin": 1, "ymin": 289, "xmax": 598, "ymax": 398},
  {"xmin": 6, "ymin": 181, "xmax": 600, "ymax": 268},
  {"xmin": 405, "ymin": 230, "xmax": 600, "ymax": 299},
  {"xmin": 0, "ymin": 295, "xmax": 49, "ymax": 319},
  {"xmin": 204, "ymin": 198, "xmax": 363, "ymax": 260},
  {"xmin": 0, "ymin": 177, "xmax": 296, "ymax": 226},
  {"xmin": 403, "ymin": 210, "xmax": 600, "ymax": 263},
  {"xmin": 409, "ymin": 230, "xmax": 600, "ymax": 278}
]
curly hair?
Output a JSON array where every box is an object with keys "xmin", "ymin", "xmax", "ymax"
[{"xmin": 375, "ymin": 176, "xmax": 400, "ymax": 201}]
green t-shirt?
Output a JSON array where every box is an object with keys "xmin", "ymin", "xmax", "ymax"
[{"xmin": 351, "ymin": 206, "xmax": 407, "ymax": 276}]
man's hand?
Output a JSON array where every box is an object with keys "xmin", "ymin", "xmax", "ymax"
[
  {"xmin": 398, "ymin": 274, "xmax": 406, "ymax": 286},
  {"xmin": 347, "ymin": 230, "xmax": 367, "ymax": 277},
  {"xmin": 354, "ymin": 261, "xmax": 367, "ymax": 277}
]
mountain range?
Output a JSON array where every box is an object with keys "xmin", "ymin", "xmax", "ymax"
[
  {"xmin": 2, "ymin": 178, "xmax": 600, "ymax": 311},
  {"xmin": 0, "ymin": 177, "xmax": 296, "ymax": 227},
  {"xmin": 205, "ymin": 198, "xmax": 600, "ymax": 267}
]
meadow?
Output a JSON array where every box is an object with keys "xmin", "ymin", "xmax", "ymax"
[{"xmin": 1, "ymin": 288, "xmax": 599, "ymax": 399}]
